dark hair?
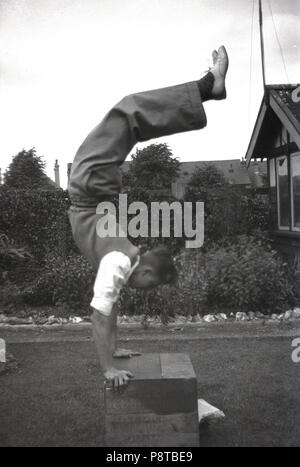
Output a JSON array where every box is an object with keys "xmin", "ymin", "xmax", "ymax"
[{"xmin": 145, "ymin": 245, "xmax": 178, "ymax": 285}]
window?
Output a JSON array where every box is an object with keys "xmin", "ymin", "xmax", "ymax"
[
  {"xmin": 276, "ymin": 156, "xmax": 289, "ymax": 230},
  {"xmin": 269, "ymin": 158, "xmax": 276, "ymax": 187},
  {"xmin": 291, "ymin": 152, "xmax": 300, "ymax": 231}
]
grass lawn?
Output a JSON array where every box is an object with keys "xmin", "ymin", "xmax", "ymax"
[{"xmin": 0, "ymin": 325, "xmax": 300, "ymax": 447}]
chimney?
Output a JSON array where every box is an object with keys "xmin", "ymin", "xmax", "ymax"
[
  {"xmin": 67, "ymin": 163, "xmax": 72, "ymax": 183},
  {"xmin": 54, "ymin": 160, "xmax": 60, "ymax": 187}
]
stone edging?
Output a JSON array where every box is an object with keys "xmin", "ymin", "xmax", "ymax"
[{"xmin": 0, "ymin": 308, "xmax": 300, "ymax": 328}]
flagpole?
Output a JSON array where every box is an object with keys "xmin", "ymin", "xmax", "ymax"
[{"xmin": 259, "ymin": 0, "xmax": 267, "ymax": 100}]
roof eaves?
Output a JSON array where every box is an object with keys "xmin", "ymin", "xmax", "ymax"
[{"xmin": 245, "ymin": 97, "xmax": 268, "ymax": 166}]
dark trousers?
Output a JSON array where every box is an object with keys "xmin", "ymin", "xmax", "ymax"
[{"xmin": 68, "ymin": 81, "xmax": 207, "ymax": 270}]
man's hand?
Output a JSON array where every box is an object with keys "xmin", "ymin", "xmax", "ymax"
[
  {"xmin": 113, "ymin": 348, "xmax": 142, "ymax": 358},
  {"xmin": 104, "ymin": 367, "xmax": 133, "ymax": 388}
]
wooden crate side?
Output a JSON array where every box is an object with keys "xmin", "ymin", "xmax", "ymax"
[
  {"xmin": 105, "ymin": 378, "xmax": 197, "ymax": 415},
  {"xmin": 105, "ymin": 411, "xmax": 198, "ymax": 435},
  {"xmin": 105, "ymin": 432, "xmax": 199, "ymax": 447}
]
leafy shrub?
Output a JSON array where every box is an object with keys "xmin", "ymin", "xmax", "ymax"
[
  {"xmin": 200, "ymin": 235, "xmax": 294, "ymax": 314},
  {"xmin": 185, "ymin": 177, "xmax": 270, "ymax": 247},
  {"xmin": 5, "ymin": 234, "xmax": 294, "ymax": 318},
  {"xmin": 0, "ymin": 233, "xmax": 32, "ymax": 267},
  {"xmin": 22, "ymin": 272, "xmax": 57, "ymax": 307},
  {"xmin": 117, "ymin": 248, "xmax": 207, "ymax": 320},
  {"xmin": 173, "ymin": 249, "xmax": 206, "ymax": 316},
  {"xmin": 24, "ymin": 255, "xmax": 113, "ymax": 314},
  {"xmin": 50, "ymin": 255, "xmax": 94, "ymax": 313},
  {"xmin": 0, "ymin": 188, "xmax": 77, "ymax": 262},
  {"xmin": 22, "ymin": 251, "xmax": 180, "ymax": 320},
  {"xmin": 22, "ymin": 254, "xmax": 94, "ymax": 314},
  {"xmin": 119, "ymin": 285, "xmax": 177, "ymax": 323},
  {"xmin": 0, "ymin": 280, "xmax": 24, "ymax": 314},
  {"xmin": 0, "ymin": 233, "xmax": 33, "ymax": 284},
  {"xmin": 20, "ymin": 234, "xmax": 295, "ymax": 317}
]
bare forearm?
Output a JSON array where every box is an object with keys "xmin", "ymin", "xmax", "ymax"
[
  {"xmin": 91, "ymin": 308, "xmax": 133, "ymax": 386},
  {"xmin": 91, "ymin": 309, "xmax": 115, "ymax": 373}
]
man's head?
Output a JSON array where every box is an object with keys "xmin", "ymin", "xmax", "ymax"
[{"xmin": 128, "ymin": 245, "xmax": 177, "ymax": 290}]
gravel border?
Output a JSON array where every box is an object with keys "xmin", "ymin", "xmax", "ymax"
[{"xmin": 0, "ymin": 308, "xmax": 300, "ymax": 328}]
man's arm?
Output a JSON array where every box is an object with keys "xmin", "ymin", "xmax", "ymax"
[
  {"xmin": 91, "ymin": 307, "xmax": 133, "ymax": 387},
  {"xmin": 111, "ymin": 304, "xmax": 141, "ymax": 358}
]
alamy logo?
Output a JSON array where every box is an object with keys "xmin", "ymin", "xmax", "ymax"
[
  {"xmin": 291, "ymin": 85, "xmax": 300, "ymax": 103},
  {"xmin": 291, "ymin": 338, "xmax": 300, "ymax": 363},
  {"xmin": 95, "ymin": 194, "xmax": 204, "ymax": 248}
]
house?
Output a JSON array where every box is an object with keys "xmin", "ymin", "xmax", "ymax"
[
  {"xmin": 245, "ymin": 84, "xmax": 300, "ymax": 277},
  {"xmin": 172, "ymin": 159, "xmax": 267, "ymax": 197},
  {"xmin": 121, "ymin": 159, "xmax": 267, "ymax": 199}
]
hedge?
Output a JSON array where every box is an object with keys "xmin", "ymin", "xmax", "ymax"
[
  {"xmin": 0, "ymin": 234, "xmax": 295, "ymax": 317},
  {"xmin": 0, "ymin": 185, "xmax": 270, "ymax": 265},
  {"xmin": 0, "ymin": 187, "xmax": 77, "ymax": 262},
  {"xmin": 1, "ymin": 185, "xmax": 287, "ymax": 318}
]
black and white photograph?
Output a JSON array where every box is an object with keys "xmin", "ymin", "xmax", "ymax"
[{"xmin": 0, "ymin": 0, "xmax": 299, "ymax": 450}]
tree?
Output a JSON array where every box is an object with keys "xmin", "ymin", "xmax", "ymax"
[
  {"xmin": 122, "ymin": 143, "xmax": 180, "ymax": 191},
  {"xmin": 185, "ymin": 163, "xmax": 269, "ymax": 246},
  {"xmin": 120, "ymin": 143, "xmax": 183, "ymax": 252},
  {"xmin": 185, "ymin": 163, "xmax": 227, "ymax": 201},
  {"xmin": 4, "ymin": 148, "xmax": 51, "ymax": 190}
]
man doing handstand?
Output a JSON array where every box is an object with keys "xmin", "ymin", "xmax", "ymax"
[{"xmin": 68, "ymin": 46, "xmax": 229, "ymax": 388}]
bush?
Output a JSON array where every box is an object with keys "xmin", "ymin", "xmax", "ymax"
[
  {"xmin": 50, "ymin": 255, "xmax": 94, "ymax": 313},
  {"xmin": 119, "ymin": 285, "xmax": 178, "ymax": 323},
  {"xmin": 0, "ymin": 280, "xmax": 24, "ymax": 314},
  {"xmin": 22, "ymin": 254, "xmax": 94, "ymax": 314},
  {"xmin": 21, "ymin": 251, "xmax": 181, "ymax": 320},
  {"xmin": 0, "ymin": 233, "xmax": 33, "ymax": 283},
  {"xmin": 0, "ymin": 233, "xmax": 32, "ymax": 267},
  {"xmin": 117, "ymin": 248, "xmax": 208, "ymax": 320},
  {"xmin": 199, "ymin": 235, "xmax": 294, "ymax": 314},
  {"xmin": 16, "ymin": 234, "xmax": 296, "ymax": 318},
  {"xmin": 185, "ymin": 181, "xmax": 270, "ymax": 247},
  {"xmin": 0, "ymin": 188, "xmax": 77, "ymax": 262}
]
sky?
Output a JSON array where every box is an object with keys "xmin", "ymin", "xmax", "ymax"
[{"xmin": 0, "ymin": 0, "xmax": 299, "ymax": 188}]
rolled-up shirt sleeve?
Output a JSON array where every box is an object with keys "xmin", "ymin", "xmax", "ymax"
[{"xmin": 90, "ymin": 251, "xmax": 132, "ymax": 316}]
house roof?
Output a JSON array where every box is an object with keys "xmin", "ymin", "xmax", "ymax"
[
  {"xmin": 122, "ymin": 159, "xmax": 267, "ymax": 188},
  {"xmin": 176, "ymin": 160, "xmax": 267, "ymax": 187},
  {"xmin": 246, "ymin": 85, "xmax": 300, "ymax": 164}
]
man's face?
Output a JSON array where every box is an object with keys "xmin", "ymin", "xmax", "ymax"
[{"xmin": 128, "ymin": 266, "xmax": 161, "ymax": 290}]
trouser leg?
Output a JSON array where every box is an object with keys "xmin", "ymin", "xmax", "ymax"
[{"xmin": 68, "ymin": 81, "xmax": 207, "ymax": 202}]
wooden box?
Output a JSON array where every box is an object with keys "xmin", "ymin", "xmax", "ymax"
[{"xmin": 104, "ymin": 353, "xmax": 199, "ymax": 447}]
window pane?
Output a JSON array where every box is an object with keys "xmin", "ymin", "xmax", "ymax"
[
  {"xmin": 277, "ymin": 157, "xmax": 289, "ymax": 228},
  {"xmin": 269, "ymin": 158, "xmax": 276, "ymax": 187},
  {"xmin": 291, "ymin": 153, "xmax": 300, "ymax": 230}
]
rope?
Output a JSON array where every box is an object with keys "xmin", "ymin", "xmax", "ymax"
[{"xmin": 267, "ymin": 0, "xmax": 290, "ymax": 83}]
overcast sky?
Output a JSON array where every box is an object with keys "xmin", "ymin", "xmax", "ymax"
[{"xmin": 0, "ymin": 0, "xmax": 299, "ymax": 188}]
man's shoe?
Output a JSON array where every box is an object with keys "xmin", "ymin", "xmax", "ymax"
[
  {"xmin": 212, "ymin": 49, "xmax": 218, "ymax": 65},
  {"xmin": 211, "ymin": 45, "xmax": 229, "ymax": 100}
]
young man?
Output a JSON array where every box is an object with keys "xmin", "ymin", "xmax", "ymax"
[{"xmin": 68, "ymin": 46, "xmax": 229, "ymax": 388}]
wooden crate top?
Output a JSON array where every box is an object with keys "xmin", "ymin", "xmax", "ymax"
[{"xmin": 110, "ymin": 353, "xmax": 196, "ymax": 381}]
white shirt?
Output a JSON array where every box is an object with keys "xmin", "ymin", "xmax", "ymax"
[{"xmin": 90, "ymin": 251, "xmax": 140, "ymax": 316}]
